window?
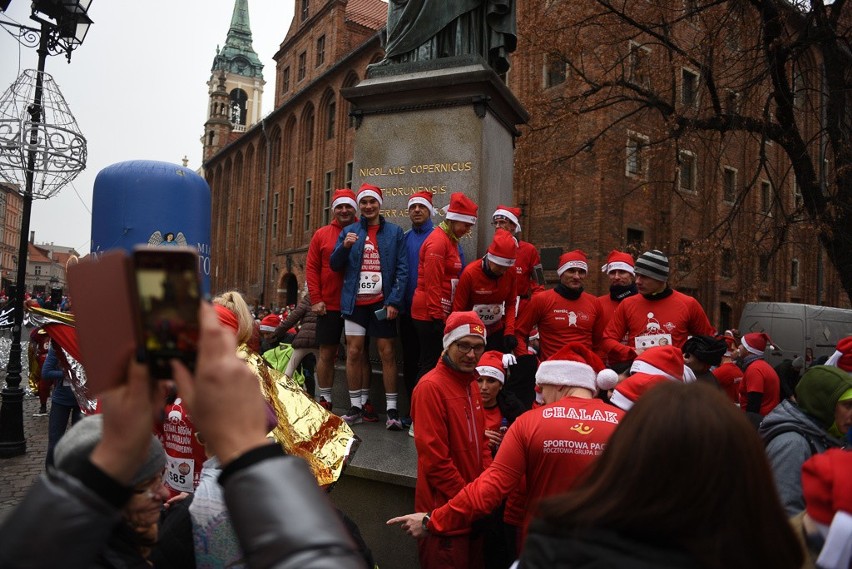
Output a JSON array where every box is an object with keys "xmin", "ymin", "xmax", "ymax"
[
  {"xmin": 681, "ymin": 68, "xmax": 698, "ymax": 106},
  {"xmin": 326, "ymin": 100, "xmax": 336, "ymax": 140},
  {"xmin": 272, "ymin": 192, "xmax": 279, "ymax": 234},
  {"xmin": 323, "ymin": 172, "xmax": 333, "ymax": 224},
  {"xmin": 543, "ymin": 55, "xmax": 566, "ymax": 88},
  {"xmin": 626, "ymin": 131, "xmax": 648, "ymax": 177},
  {"xmin": 286, "ymin": 187, "xmax": 295, "ymax": 236},
  {"xmin": 723, "ymin": 167, "xmax": 737, "ymax": 203},
  {"xmin": 626, "ymin": 228, "xmax": 644, "ymax": 255},
  {"xmin": 725, "ymin": 90, "xmax": 739, "ymax": 114},
  {"xmin": 761, "ymin": 181, "xmax": 773, "ymax": 215},
  {"xmin": 345, "ymin": 161, "xmax": 354, "ymax": 188},
  {"xmin": 679, "ymin": 150, "xmax": 696, "ymax": 192},
  {"xmin": 304, "ymin": 180, "xmax": 312, "ymax": 232},
  {"xmin": 791, "ymin": 259, "xmax": 800, "ymax": 288},
  {"xmin": 316, "ymin": 35, "xmax": 325, "ymax": 67},
  {"xmin": 759, "ymin": 254, "xmax": 770, "ymax": 282},
  {"xmin": 301, "ymin": 0, "xmax": 309, "ymax": 21},
  {"xmin": 628, "ymin": 42, "xmax": 650, "ymax": 88},
  {"xmin": 677, "ymin": 239, "xmax": 692, "ymax": 272},
  {"xmin": 34, "ymin": 265, "xmax": 42, "ymax": 276},
  {"xmin": 721, "ymin": 248, "xmax": 734, "ymax": 278},
  {"xmin": 304, "ymin": 109, "xmax": 314, "ymax": 151},
  {"xmin": 282, "ymin": 67, "xmax": 290, "ymax": 93},
  {"xmin": 297, "ymin": 52, "xmax": 306, "ymax": 82},
  {"xmin": 259, "ymin": 197, "xmax": 265, "ymax": 240}
]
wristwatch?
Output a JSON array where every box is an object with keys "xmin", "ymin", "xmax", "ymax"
[{"xmin": 422, "ymin": 512, "xmax": 431, "ymax": 533}]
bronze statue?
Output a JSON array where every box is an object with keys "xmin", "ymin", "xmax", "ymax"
[{"xmin": 379, "ymin": 0, "xmax": 516, "ymax": 74}]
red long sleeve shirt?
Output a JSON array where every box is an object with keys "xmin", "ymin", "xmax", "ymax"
[
  {"xmin": 513, "ymin": 240, "xmax": 544, "ymax": 314},
  {"xmin": 514, "ymin": 289, "xmax": 605, "ymax": 359},
  {"xmin": 411, "ymin": 227, "xmax": 463, "ymax": 322},
  {"xmin": 412, "ymin": 359, "xmax": 492, "ymax": 534},
  {"xmin": 452, "ymin": 259, "xmax": 517, "ymax": 336},
  {"xmin": 305, "ymin": 219, "xmax": 346, "ymax": 311},
  {"xmin": 429, "ymin": 397, "xmax": 624, "ymax": 539},
  {"xmin": 602, "ymin": 290, "xmax": 715, "ymax": 362}
]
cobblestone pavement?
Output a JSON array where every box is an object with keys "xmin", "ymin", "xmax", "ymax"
[{"xmin": 0, "ymin": 392, "xmax": 48, "ymax": 524}]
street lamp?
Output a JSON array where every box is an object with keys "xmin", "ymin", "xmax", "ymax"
[{"xmin": 0, "ymin": 0, "xmax": 92, "ymax": 457}]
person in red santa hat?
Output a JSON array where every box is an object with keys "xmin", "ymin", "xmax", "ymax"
[
  {"xmin": 404, "ymin": 311, "xmax": 492, "ymax": 569},
  {"xmin": 388, "ymin": 343, "xmax": 623, "ymax": 552},
  {"xmin": 513, "ymin": 250, "xmax": 605, "ymax": 359},
  {"xmin": 609, "ymin": 345, "xmax": 690, "ymax": 411},
  {"xmin": 331, "ymin": 183, "xmax": 408, "ymax": 430},
  {"xmin": 825, "ymin": 336, "xmax": 852, "ymax": 372},
  {"xmin": 510, "ymin": 250, "xmax": 606, "ymax": 408},
  {"xmin": 713, "ymin": 335, "xmax": 745, "ymax": 404},
  {"xmin": 737, "ymin": 332, "xmax": 781, "ymax": 417},
  {"xmin": 491, "ymin": 205, "xmax": 544, "ymax": 318},
  {"xmin": 453, "ymin": 228, "xmax": 519, "ymax": 353},
  {"xmin": 305, "ymin": 188, "xmax": 358, "ymax": 411},
  {"xmin": 411, "ymin": 192, "xmax": 478, "ymax": 378},
  {"xmin": 793, "ymin": 449, "xmax": 852, "ymax": 569},
  {"xmin": 596, "ymin": 250, "xmax": 638, "ymax": 341}
]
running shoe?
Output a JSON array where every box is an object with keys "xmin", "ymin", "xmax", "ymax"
[
  {"xmin": 342, "ymin": 405, "xmax": 363, "ymax": 425},
  {"xmin": 362, "ymin": 399, "xmax": 379, "ymax": 422},
  {"xmin": 386, "ymin": 408, "xmax": 403, "ymax": 431}
]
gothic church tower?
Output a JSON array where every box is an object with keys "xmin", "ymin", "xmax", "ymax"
[{"xmin": 203, "ymin": 0, "xmax": 265, "ymax": 161}]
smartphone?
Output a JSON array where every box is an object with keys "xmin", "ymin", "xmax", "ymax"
[
  {"xmin": 132, "ymin": 246, "xmax": 201, "ymax": 379},
  {"xmin": 374, "ymin": 307, "xmax": 388, "ymax": 320}
]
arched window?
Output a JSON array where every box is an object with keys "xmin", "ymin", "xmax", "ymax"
[{"xmin": 229, "ymin": 88, "xmax": 248, "ymax": 125}]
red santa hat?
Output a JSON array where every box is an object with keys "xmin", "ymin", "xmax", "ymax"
[
  {"xmin": 259, "ymin": 314, "xmax": 281, "ymax": 332},
  {"xmin": 610, "ymin": 373, "xmax": 669, "ymax": 411},
  {"xmin": 444, "ymin": 192, "xmax": 478, "ymax": 224},
  {"xmin": 476, "ymin": 350, "xmax": 514, "ymax": 384},
  {"xmin": 492, "ymin": 205, "xmax": 522, "ymax": 233},
  {"xmin": 600, "ymin": 250, "xmax": 635, "ymax": 275},
  {"xmin": 331, "ymin": 188, "xmax": 357, "ymax": 210},
  {"xmin": 722, "ymin": 335, "xmax": 737, "ymax": 358},
  {"xmin": 825, "ymin": 336, "xmax": 852, "ymax": 372},
  {"xmin": 802, "ymin": 449, "xmax": 852, "ymax": 569},
  {"xmin": 557, "ymin": 250, "xmax": 589, "ymax": 276},
  {"xmin": 357, "ymin": 183, "xmax": 383, "ymax": 206},
  {"xmin": 535, "ymin": 343, "xmax": 619, "ymax": 394},
  {"xmin": 408, "ymin": 191, "xmax": 434, "ymax": 215},
  {"xmin": 486, "ymin": 229, "xmax": 518, "ymax": 267},
  {"xmin": 629, "ymin": 345, "xmax": 685, "ymax": 382},
  {"xmin": 443, "ymin": 311, "xmax": 487, "ymax": 349},
  {"xmin": 741, "ymin": 332, "xmax": 773, "ymax": 356}
]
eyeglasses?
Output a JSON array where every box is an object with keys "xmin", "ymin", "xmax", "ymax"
[{"xmin": 455, "ymin": 341, "xmax": 486, "ymax": 355}]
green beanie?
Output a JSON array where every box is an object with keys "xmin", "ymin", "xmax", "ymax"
[{"xmin": 795, "ymin": 365, "xmax": 852, "ymax": 429}]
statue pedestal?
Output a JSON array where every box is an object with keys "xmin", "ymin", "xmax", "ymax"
[{"xmin": 342, "ymin": 58, "xmax": 528, "ymax": 259}]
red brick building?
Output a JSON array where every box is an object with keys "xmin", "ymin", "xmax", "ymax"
[{"xmin": 205, "ymin": 1, "xmax": 848, "ymax": 326}]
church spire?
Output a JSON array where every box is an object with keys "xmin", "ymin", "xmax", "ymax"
[{"xmin": 211, "ymin": 0, "xmax": 264, "ymax": 79}]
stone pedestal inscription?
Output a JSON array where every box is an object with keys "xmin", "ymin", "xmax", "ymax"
[{"xmin": 342, "ymin": 59, "xmax": 528, "ymax": 261}]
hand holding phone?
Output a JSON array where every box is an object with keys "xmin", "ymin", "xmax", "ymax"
[{"xmin": 374, "ymin": 307, "xmax": 388, "ymax": 320}]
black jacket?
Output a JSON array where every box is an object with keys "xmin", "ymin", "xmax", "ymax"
[{"xmin": 521, "ymin": 523, "xmax": 697, "ymax": 569}]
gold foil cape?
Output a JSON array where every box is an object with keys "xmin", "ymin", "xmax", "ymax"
[{"xmin": 238, "ymin": 345, "xmax": 359, "ymax": 486}]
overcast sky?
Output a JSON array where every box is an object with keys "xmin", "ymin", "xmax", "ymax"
[{"xmin": 0, "ymin": 1, "xmax": 296, "ymax": 254}]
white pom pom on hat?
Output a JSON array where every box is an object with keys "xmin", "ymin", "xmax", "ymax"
[{"xmin": 536, "ymin": 342, "xmax": 618, "ymax": 394}]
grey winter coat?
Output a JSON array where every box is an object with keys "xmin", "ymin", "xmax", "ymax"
[
  {"xmin": 277, "ymin": 296, "xmax": 318, "ymax": 349},
  {"xmin": 758, "ymin": 399, "xmax": 843, "ymax": 516}
]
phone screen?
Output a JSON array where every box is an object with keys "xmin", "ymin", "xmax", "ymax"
[{"xmin": 133, "ymin": 248, "xmax": 201, "ymax": 379}]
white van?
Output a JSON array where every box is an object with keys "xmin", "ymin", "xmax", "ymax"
[{"xmin": 738, "ymin": 302, "xmax": 852, "ymax": 366}]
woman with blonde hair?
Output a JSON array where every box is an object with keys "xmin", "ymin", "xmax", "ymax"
[{"xmin": 212, "ymin": 290, "xmax": 256, "ymax": 346}]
